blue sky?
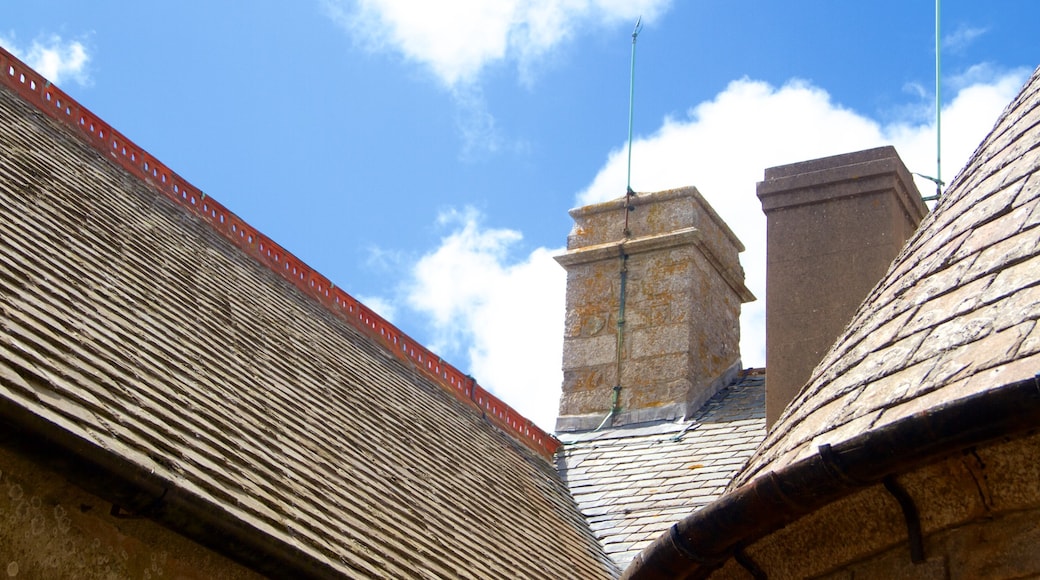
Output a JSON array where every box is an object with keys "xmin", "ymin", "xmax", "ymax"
[{"xmin": 4, "ymin": 1, "xmax": 1038, "ymax": 430}]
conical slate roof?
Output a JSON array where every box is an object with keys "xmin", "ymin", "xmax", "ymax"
[
  {"xmin": 623, "ymin": 65, "xmax": 1040, "ymax": 579},
  {"xmin": 738, "ymin": 64, "xmax": 1040, "ymax": 486}
]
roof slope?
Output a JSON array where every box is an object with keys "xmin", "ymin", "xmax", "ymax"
[
  {"xmin": 559, "ymin": 371, "xmax": 764, "ymax": 569},
  {"xmin": 736, "ymin": 64, "xmax": 1040, "ymax": 485},
  {"xmin": 0, "ymin": 66, "xmax": 614, "ymax": 578},
  {"xmin": 621, "ymin": 64, "xmax": 1040, "ymax": 580}
]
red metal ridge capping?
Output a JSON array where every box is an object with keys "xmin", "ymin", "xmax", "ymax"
[{"xmin": 0, "ymin": 46, "xmax": 561, "ymax": 460}]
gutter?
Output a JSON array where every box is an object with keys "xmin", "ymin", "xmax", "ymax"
[{"xmin": 622, "ymin": 373, "xmax": 1040, "ymax": 580}]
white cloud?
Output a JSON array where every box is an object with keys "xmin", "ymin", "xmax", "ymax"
[
  {"xmin": 903, "ymin": 81, "xmax": 928, "ymax": 100},
  {"xmin": 326, "ymin": 0, "xmax": 671, "ymax": 88},
  {"xmin": 404, "ymin": 208, "xmax": 565, "ymax": 431},
  {"xmin": 578, "ymin": 68, "xmax": 1029, "ymax": 369},
  {"xmin": 325, "ymin": 0, "xmax": 669, "ymax": 157},
  {"xmin": 942, "ymin": 24, "xmax": 988, "ymax": 54},
  {"xmin": 385, "ymin": 68, "xmax": 1028, "ymax": 434},
  {"xmin": 356, "ymin": 294, "xmax": 398, "ymax": 323},
  {"xmin": 453, "ymin": 84, "xmax": 504, "ymax": 160},
  {"xmin": 947, "ymin": 62, "xmax": 1012, "ymax": 93},
  {"xmin": 0, "ymin": 34, "xmax": 91, "ymax": 86},
  {"xmin": 452, "ymin": 84, "xmax": 533, "ymax": 160}
]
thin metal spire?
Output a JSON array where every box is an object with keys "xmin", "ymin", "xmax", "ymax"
[
  {"xmin": 919, "ymin": 0, "xmax": 945, "ymax": 202},
  {"xmin": 935, "ymin": 0, "xmax": 942, "ymax": 199},
  {"xmin": 625, "ymin": 16, "xmax": 643, "ymax": 196},
  {"xmin": 599, "ymin": 17, "xmax": 643, "ymax": 431}
]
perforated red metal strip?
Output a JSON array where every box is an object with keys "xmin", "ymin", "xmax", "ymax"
[{"xmin": 0, "ymin": 47, "xmax": 560, "ymax": 459}]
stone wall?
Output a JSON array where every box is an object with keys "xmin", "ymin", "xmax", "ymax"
[
  {"xmin": 555, "ymin": 187, "xmax": 754, "ymax": 431},
  {"xmin": 0, "ymin": 442, "xmax": 262, "ymax": 580},
  {"xmin": 706, "ymin": 430, "xmax": 1040, "ymax": 579}
]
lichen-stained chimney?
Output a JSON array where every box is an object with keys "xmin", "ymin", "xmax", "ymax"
[
  {"xmin": 554, "ymin": 187, "xmax": 755, "ymax": 432},
  {"xmin": 757, "ymin": 146, "xmax": 928, "ymax": 428}
]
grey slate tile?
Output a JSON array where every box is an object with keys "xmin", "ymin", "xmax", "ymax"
[
  {"xmin": 0, "ymin": 79, "xmax": 617, "ymax": 579},
  {"xmin": 734, "ymin": 65, "xmax": 1040, "ymax": 492},
  {"xmin": 559, "ymin": 371, "xmax": 766, "ymax": 570}
]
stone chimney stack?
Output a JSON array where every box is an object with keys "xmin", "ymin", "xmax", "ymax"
[
  {"xmin": 757, "ymin": 146, "xmax": 928, "ymax": 428},
  {"xmin": 555, "ymin": 187, "xmax": 754, "ymax": 432}
]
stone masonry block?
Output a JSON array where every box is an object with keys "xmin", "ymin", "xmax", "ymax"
[
  {"xmin": 628, "ymin": 324, "xmax": 689, "ymax": 360},
  {"xmin": 556, "ymin": 187, "xmax": 753, "ymax": 430},
  {"xmin": 562, "ymin": 335, "xmax": 617, "ymax": 369}
]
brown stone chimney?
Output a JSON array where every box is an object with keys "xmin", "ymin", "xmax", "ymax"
[
  {"xmin": 555, "ymin": 187, "xmax": 755, "ymax": 432},
  {"xmin": 757, "ymin": 146, "xmax": 927, "ymax": 427}
]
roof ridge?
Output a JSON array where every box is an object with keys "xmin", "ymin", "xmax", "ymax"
[{"xmin": 0, "ymin": 46, "xmax": 560, "ymax": 459}]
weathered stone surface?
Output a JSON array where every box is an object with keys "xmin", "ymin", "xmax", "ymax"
[
  {"xmin": 0, "ymin": 443, "xmax": 262, "ymax": 580},
  {"xmin": 628, "ymin": 324, "xmax": 689, "ymax": 360},
  {"xmin": 563, "ymin": 334, "xmax": 618, "ymax": 369},
  {"xmin": 555, "ymin": 187, "xmax": 753, "ymax": 431},
  {"xmin": 710, "ymin": 432, "xmax": 1040, "ymax": 580}
]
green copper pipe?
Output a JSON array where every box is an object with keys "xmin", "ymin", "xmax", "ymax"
[
  {"xmin": 615, "ymin": 253, "xmax": 628, "ymax": 412},
  {"xmin": 597, "ymin": 19, "xmax": 643, "ymax": 432}
]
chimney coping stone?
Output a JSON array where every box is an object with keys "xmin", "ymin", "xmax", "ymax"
[
  {"xmin": 568, "ymin": 186, "xmax": 746, "ymax": 253},
  {"xmin": 758, "ymin": 147, "xmax": 928, "ymax": 224}
]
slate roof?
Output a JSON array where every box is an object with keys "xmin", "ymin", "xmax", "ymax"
[
  {"xmin": 558, "ymin": 370, "xmax": 765, "ymax": 569},
  {"xmin": 621, "ymin": 64, "xmax": 1040, "ymax": 580},
  {"xmin": 735, "ymin": 64, "xmax": 1040, "ymax": 486},
  {"xmin": 0, "ymin": 49, "xmax": 615, "ymax": 578}
]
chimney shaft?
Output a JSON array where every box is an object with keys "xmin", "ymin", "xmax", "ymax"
[
  {"xmin": 757, "ymin": 146, "xmax": 927, "ymax": 428},
  {"xmin": 555, "ymin": 187, "xmax": 754, "ymax": 432}
]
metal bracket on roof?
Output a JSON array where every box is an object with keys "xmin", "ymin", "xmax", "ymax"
[
  {"xmin": 882, "ymin": 476, "xmax": 926, "ymax": 564},
  {"xmin": 733, "ymin": 545, "xmax": 768, "ymax": 580},
  {"xmin": 109, "ymin": 487, "xmax": 168, "ymax": 520},
  {"xmin": 817, "ymin": 442, "xmax": 867, "ymax": 486},
  {"xmin": 668, "ymin": 525, "xmax": 710, "ymax": 564},
  {"xmin": 818, "ymin": 444, "xmax": 925, "ymax": 564},
  {"xmin": 670, "ymin": 421, "xmax": 701, "ymax": 443},
  {"xmin": 593, "ymin": 385, "xmax": 622, "ymax": 432},
  {"xmin": 913, "ymin": 172, "xmax": 945, "ymax": 202},
  {"xmin": 762, "ymin": 471, "xmax": 800, "ymax": 511}
]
